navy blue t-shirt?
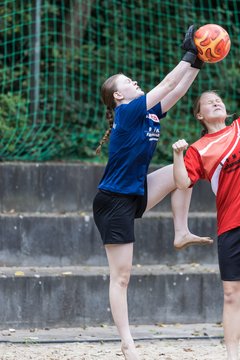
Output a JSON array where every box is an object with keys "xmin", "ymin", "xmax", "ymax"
[{"xmin": 98, "ymin": 95, "xmax": 166, "ymax": 195}]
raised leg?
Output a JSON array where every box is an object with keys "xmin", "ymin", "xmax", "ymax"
[
  {"xmin": 171, "ymin": 187, "xmax": 213, "ymax": 249},
  {"xmin": 146, "ymin": 164, "xmax": 213, "ymax": 250}
]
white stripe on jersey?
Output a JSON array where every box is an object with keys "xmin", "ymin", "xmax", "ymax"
[
  {"xmin": 211, "ymin": 121, "xmax": 240, "ymax": 195},
  {"xmin": 199, "ymin": 129, "xmax": 232, "ymax": 156}
]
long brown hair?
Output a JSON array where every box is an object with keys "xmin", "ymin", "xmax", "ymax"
[{"xmin": 96, "ymin": 74, "xmax": 121, "ymax": 155}]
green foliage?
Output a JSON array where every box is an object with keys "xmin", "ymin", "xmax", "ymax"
[
  {"xmin": 81, "ymin": 0, "xmax": 240, "ymax": 164},
  {"xmin": 0, "ymin": 0, "xmax": 239, "ymax": 162},
  {"xmin": 0, "ymin": 92, "xmax": 29, "ymax": 157}
]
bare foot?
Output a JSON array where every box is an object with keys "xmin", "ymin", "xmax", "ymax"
[
  {"xmin": 121, "ymin": 342, "xmax": 140, "ymax": 360},
  {"xmin": 174, "ymin": 233, "xmax": 214, "ymax": 250}
]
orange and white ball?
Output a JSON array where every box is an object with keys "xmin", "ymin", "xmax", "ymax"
[{"xmin": 194, "ymin": 24, "xmax": 231, "ymax": 63}]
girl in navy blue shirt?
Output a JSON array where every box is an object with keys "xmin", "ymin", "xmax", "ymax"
[{"xmin": 93, "ymin": 26, "xmax": 213, "ymax": 360}]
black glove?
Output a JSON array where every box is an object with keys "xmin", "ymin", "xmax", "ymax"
[
  {"xmin": 182, "ymin": 25, "xmax": 198, "ymax": 54},
  {"xmin": 191, "ymin": 56, "xmax": 204, "ymax": 69},
  {"xmin": 181, "ymin": 25, "xmax": 204, "ymax": 68}
]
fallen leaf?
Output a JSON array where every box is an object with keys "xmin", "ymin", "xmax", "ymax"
[{"xmin": 15, "ymin": 271, "xmax": 25, "ymax": 276}]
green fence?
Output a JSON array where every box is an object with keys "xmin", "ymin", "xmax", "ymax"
[{"xmin": 0, "ymin": 0, "xmax": 239, "ymax": 162}]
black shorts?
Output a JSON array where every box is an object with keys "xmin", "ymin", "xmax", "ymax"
[
  {"xmin": 218, "ymin": 227, "xmax": 240, "ymax": 281},
  {"xmin": 93, "ymin": 186, "xmax": 147, "ymax": 245}
]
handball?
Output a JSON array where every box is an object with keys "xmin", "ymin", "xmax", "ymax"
[{"xmin": 194, "ymin": 24, "xmax": 231, "ymax": 63}]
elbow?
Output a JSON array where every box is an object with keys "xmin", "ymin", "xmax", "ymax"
[
  {"xmin": 172, "ymin": 84, "xmax": 187, "ymax": 100},
  {"xmin": 176, "ymin": 182, "xmax": 189, "ymax": 190},
  {"xmin": 162, "ymin": 81, "xmax": 186, "ymax": 103},
  {"xmin": 164, "ymin": 77, "xmax": 177, "ymax": 92},
  {"xmin": 174, "ymin": 175, "xmax": 191, "ymax": 190}
]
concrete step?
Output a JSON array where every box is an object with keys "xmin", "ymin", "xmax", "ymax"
[
  {"xmin": 0, "ymin": 212, "xmax": 217, "ymax": 267},
  {"xmin": 0, "ymin": 323, "xmax": 224, "ymax": 343},
  {"xmin": 0, "ymin": 162, "xmax": 216, "ymax": 212},
  {"xmin": 0, "ymin": 264, "xmax": 222, "ymax": 329}
]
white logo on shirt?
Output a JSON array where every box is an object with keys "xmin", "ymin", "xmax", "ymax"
[
  {"xmin": 146, "ymin": 126, "xmax": 159, "ymax": 141},
  {"xmin": 146, "ymin": 113, "xmax": 159, "ymax": 123}
]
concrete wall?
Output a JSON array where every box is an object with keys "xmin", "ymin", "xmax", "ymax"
[{"xmin": 0, "ymin": 162, "xmax": 221, "ymax": 329}]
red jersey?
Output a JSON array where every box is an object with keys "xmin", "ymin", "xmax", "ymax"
[{"xmin": 184, "ymin": 118, "xmax": 240, "ymax": 236}]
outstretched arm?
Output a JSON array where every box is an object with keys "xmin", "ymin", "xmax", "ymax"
[
  {"xmin": 146, "ymin": 25, "xmax": 203, "ymax": 111},
  {"xmin": 172, "ymin": 139, "xmax": 192, "ymax": 189},
  {"xmin": 146, "ymin": 61, "xmax": 197, "ymax": 111},
  {"xmin": 161, "ymin": 66, "xmax": 199, "ymax": 113}
]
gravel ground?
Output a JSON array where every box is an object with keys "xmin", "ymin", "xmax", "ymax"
[
  {"xmin": 0, "ymin": 323, "xmax": 229, "ymax": 360},
  {"xmin": 0, "ymin": 338, "xmax": 228, "ymax": 360}
]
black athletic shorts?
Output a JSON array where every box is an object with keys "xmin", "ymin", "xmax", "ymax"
[
  {"xmin": 93, "ymin": 184, "xmax": 147, "ymax": 245},
  {"xmin": 218, "ymin": 226, "xmax": 240, "ymax": 281}
]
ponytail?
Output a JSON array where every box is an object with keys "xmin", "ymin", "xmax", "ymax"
[
  {"xmin": 96, "ymin": 107, "xmax": 114, "ymax": 155},
  {"xmin": 96, "ymin": 73, "xmax": 121, "ymax": 155}
]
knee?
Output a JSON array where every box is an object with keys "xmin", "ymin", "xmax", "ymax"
[
  {"xmin": 224, "ymin": 290, "xmax": 236, "ymax": 305},
  {"xmin": 224, "ymin": 285, "xmax": 240, "ymax": 306},
  {"xmin": 119, "ymin": 270, "xmax": 131, "ymax": 288},
  {"xmin": 112, "ymin": 268, "xmax": 131, "ymax": 288}
]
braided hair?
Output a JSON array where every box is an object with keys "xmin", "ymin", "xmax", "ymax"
[
  {"xmin": 96, "ymin": 107, "xmax": 114, "ymax": 155},
  {"xmin": 96, "ymin": 74, "xmax": 121, "ymax": 155}
]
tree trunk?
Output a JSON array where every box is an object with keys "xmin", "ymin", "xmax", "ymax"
[{"xmin": 66, "ymin": 0, "xmax": 95, "ymax": 47}]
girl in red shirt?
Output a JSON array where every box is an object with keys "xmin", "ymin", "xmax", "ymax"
[{"xmin": 172, "ymin": 91, "xmax": 240, "ymax": 360}]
